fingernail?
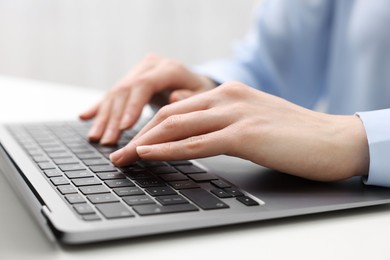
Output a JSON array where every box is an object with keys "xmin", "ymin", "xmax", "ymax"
[
  {"xmin": 100, "ymin": 130, "xmax": 114, "ymax": 145},
  {"xmin": 88, "ymin": 125, "xmax": 99, "ymax": 139},
  {"xmin": 120, "ymin": 115, "xmax": 131, "ymax": 130},
  {"xmin": 110, "ymin": 150, "xmax": 123, "ymax": 163},
  {"xmin": 136, "ymin": 145, "xmax": 152, "ymax": 156}
]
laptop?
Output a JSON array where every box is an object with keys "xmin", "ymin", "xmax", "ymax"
[{"xmin": 1, "ymin": 110, "xmax": 390, "ymax": 245}]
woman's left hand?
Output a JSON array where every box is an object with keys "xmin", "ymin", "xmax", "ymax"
[{"xmin": 110, "ymin": 81, "xmax": 369, "ymax": 182}]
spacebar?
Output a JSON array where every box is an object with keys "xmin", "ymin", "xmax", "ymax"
[
  {"xmin": 180, "ymin": 189, "xmax": 229, "ymax": 210},
  {"xmin": 133, "ymin": 204, "xmax": 198, "ymax": 216}
]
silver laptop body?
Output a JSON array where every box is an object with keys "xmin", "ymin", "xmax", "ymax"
[{"xmin": 1, "ymin": 120, "xmax": 390, "ymax": 245}]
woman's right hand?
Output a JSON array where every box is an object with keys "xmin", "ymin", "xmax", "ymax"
[{"xmin": 79, "ymin": 54, "xmax": 217, "ymax": 145}]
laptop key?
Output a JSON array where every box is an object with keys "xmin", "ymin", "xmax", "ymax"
[
  {"xmin": 225, "ymin": 188, "xmax": 244, "ymax": 197},
  {"xmin": 175, "ymin": 165, "xmax": 206, "ymax": 174},
  {"xmin": 83, "ymin": 159, "xmax": 110, "ymax": 166},
  {"xmin": 74, "ymin": 204, "xmax": 95, "ymax": 215},
  {"xmin": 211, "ymin": 189, "xmax": 233, "ymax": 198},
  {"xmin": 50, "ymin": 177, "xmax": 70, "ymax": 186},
  {"xmin": 87, "ymin": 193, "xmax": 119, "ymax": 204},
  {"xmin": 104, "ymin": 179, "xmax": 134, "ymax": 188},
  {"xmin": 57, "ymin": 185, "xmax": 77, "ymax": 194},
  {"xmin": 135, "ymin": 178, "xmax": 166, "ymax": 188},
  {"xmin": 44, "ymin": 169, "xmax": 62, "ymax": 177},
  {"xmin": 65, "ymin": 194, "xmax": 86, "ymax": 204},
  {"xmin": 180, "ymin": 189, "xmax": 229, "ymax": 210},
  {"xmin": 79, "ymin": 185, "xmax": 110, "ymax": 195},
  {"xmin": 236, "ymin": 196, "xmax": 259, "ymax": 206},
  {"xmin": 89, "ymin": 165, "xmax": 118, "ymax": 173},
  {"xmin": 38, "ymin": 162, "xmax": 56, "ymax": 170},
  {"xmin": 133, "ymin": 204, "xmax": 198, "ymax": 216},
  {"xmin": 65, "ymin": 170, "xmax": 94, "ymax": 179},
  {"xmin": 113, "ymin": 187, "xmax": 145, "ymax": 197},
  {"xmin": 82, "ymin": 214, "xmax": 101, "ymax": 221},
  {"xmin": 96, "ymin": 203, "xmax": 134, "ymax": 219},
  {"xmin": 211, "ymin": 180, "xmax": 231, "ymax": 189},
  {"xmin": 59, "ymin": 163, "xmax": 86, "ymax": 172},
  {"xmin": 169, "ymin": 180, "xmax": 199, "ymax": 190},
  {"xmin": 96, "ymin": 172, "xmax": 126, "ymax": 180},
  {"xmin": 72, "ymin": 177, "xmax": 101, "ymax": 187},
  {"xmin": 145, "ymin": 186, "xmax": 177, "ymax": 197},
  {"xmin": 159, "ymin": 173, "xmax": 189, "ymax": 182},
  {"xmin": 53, "ymin": 158, "xmax": 79, "ymax": 165},
  {"xmin": 122, "ymin": 195, "xmax": 155, "ymax": 206},
  {"xmin": 188, "ymin": 173, "xmax": 218, "ymax": 182},
  {"xmin": 156, "ymin": 195, "xmax": 189, "ymax": 205}
]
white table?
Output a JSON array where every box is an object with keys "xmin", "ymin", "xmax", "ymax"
[{"xmin": 0, "ymin": 75, "xmax": 389, "ymax": 260}]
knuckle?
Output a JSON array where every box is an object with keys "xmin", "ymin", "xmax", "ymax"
[
  {"xmin": 185, "ymin": 135, "xmax": 205, "ymax": 151},
  {"xmin": 156, "ymin": 105, "xmax": 171, "ymax": 121},
  {"xmin": 162, "ymin": 115, "xmax": 181, "ymax": 130},
  {"xmin": 164, "ymin": 59, "xmax": 185, "ymax": 73},
  {"xmin": 218, "ymin": 81, "xmax": 246, "ymax": 96}
]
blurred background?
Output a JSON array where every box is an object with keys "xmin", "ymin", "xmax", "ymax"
[{"xmin": 0, "ymin": 0, "xmax": 260, "ymax": 90}]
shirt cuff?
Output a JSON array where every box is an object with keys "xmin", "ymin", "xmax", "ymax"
[{"xmin": 356, "ymin": 109, "xmax": 390, "ymax": 187}]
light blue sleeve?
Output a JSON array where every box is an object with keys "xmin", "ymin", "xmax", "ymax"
[
  {"xmin": 194, "ymin": 0, "xmax": 334, "ymax": 109},
  {"xmin": 357, "ymin": 109, "xmax": 390, "ymax": 187}
]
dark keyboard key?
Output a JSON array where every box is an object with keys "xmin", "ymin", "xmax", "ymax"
[
  {"xmin": 96, "ymin": 172, "xmax": 126, "ymax": 180},
  {"xmin": 50, "ymin": 177, "xmax": 70, "ymax": 186},
  {"xmin": 138, "ymin": 160, "xmax": 167, "ymax": 168},
  {"xmin": 53, "ymin": 158, "xmax": 79, "ymax": 165},
  {"xmin": 225, "ymin": 188, "xmax": 244, "ymax": 197},
  {"xmin": 104, "ymin": 179, "xmax": 134, "ymax": 188},
  {"xmin": 133, "ymin": 204, "xmax": 198, "ymax": 216},
  {"xmin": 135, "ymin": 178, "xmax": 166, "ymax": 188},
  {"xmin": 64, "ymin": 170, "xmax": 94, "ymax": 179},
  {"xmin": 96, "ymin": 203, "xmax": 134, "ymax": 219},
  {"xmin": 38, "ymin": 162, "xmax": 56, "ymax": 170},
  {"xmin": 211, "ymin": 189, "xmax": 233, "ymax": 198},
  {"xmin": 83, "ymin": 158, "xmax": 110, "ymax": 166},
  {"xmin": 149, "ymin": 166, "xmax": 178, "ymax": 174},
  {"xmin": 167, "ymin": 160, "xmax": 193, "ymax": 166},
  {"xmin": 57, "ymin": 185, "xmax": 77, "ymax": 194},
  {"xmin": 175, "ymin": 165, "xmax": 206, "ymax": 174},
  {"xmin": 89, "ymin": 165, "xmax": 118, "ymax": 173},
  {"xmin": 72, "ymin": 177, "xmax": 101, "ymax": 186},
  {"xmin": 87, "ymin": 193, "xmax": 119, "ymax": 204},
  {"xmin": 180, "ymin": 189, "xmax": 229, "ymax": 210},
  {"xmin": 169, "ymin": 180, "xmax": 199, "ymax": 190},
  {"xmin": 74, "ymin": 203, "xmax": 95, "ymax": 215},
  {"xmin": 43, "ymin": 169, "xmax": 62, "ymax": 177},
  {"xmin": 159, "ymin": 173, "xmax": 189, "ymax": 182},
  {"xmin": 156, "ymin": 195, "xmax": 189, "ymax": 205},
  {"xmin": 145, "ymin": 186, "xmax": 177, "ymax": 197},
  {"xmin": 236, "ymin": 196, "xmax": 260, "ymax": 206},
  {"xmin": 113, "ymin": 187, "xmax": 145, "ymax": 197},
  {"xmin": 188, "ymin": 173, "xmax": 218, "ymax": 182},
  {"xmin": 95, "ymin": 146, "xmax": 118, "ymax": 153},
  {"xmin": 211, "ymin": 180, "xmax": 231, "ymax": 189},
  {"xmin": 118, "ymin": 164, "xmax": 144, "ymax": 173},
  {"xmin": 59, "ymin": 163, "xmax": 86, "ymax": 172},
  {"xmin": 79, "ymin": 185, "xmax": 110, "ymax": 195},
  {"xmin": 65, "ymin": 194, "xmax": 86, "ymax": 204},
  {"xmin": 122, "ymin": 195, "xmax": 155, "ymax": 206},
  {"xmin": 125, "ymin": 170, "xmax": 154, "ymax": 180}
]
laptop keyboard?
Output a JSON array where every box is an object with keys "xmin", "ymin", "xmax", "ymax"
[{"xmin": 7, "ymin": 122, "xmax": 259, "ymax": 221}]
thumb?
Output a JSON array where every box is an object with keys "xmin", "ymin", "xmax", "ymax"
[{"xmin": 169, "ymin": 89, "xmax": 196, "ymax": 103}]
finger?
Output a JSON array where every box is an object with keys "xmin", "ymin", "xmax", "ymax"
[
  {"xmin": 87, "ymin": 99, "xmax": 113, "ymax": 142},
  {"xmin": 169, "ymin": 89, "xmax": 196, "ymax": 103},
  {"xmin": 100, "ymin": 93, "xmax": 129, "ymax": 145},
  {"xmin": 133, "ymin": 90, "xmax": 213, "ymax": 140},
  {"xmin": 136, "ymin": 131, "xmax": 228, "ymax": 161},
  {"xmin": 119, "ymin": 85, "xmax": 153, "ymax": 130},
  {"xmin": 131, "ymin": 109, "xmax": 228, "ymax": 148},
  {"xmin": 79, "ymin": 101, "xmax": 101, "ymax": 120}
]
